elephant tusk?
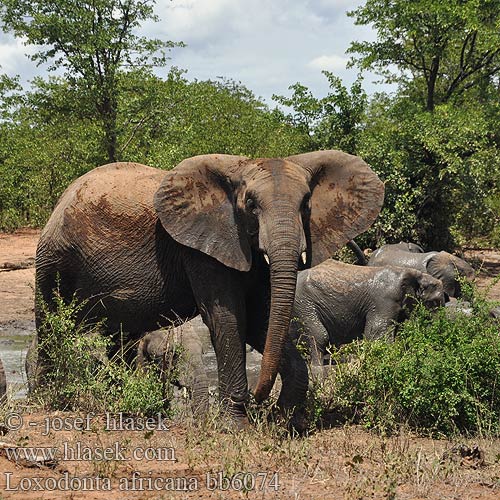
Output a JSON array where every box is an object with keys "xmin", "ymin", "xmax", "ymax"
[
  {"xmin": 264, "ymin": 254, "xmax": 270, "ymax": 265},
  {"xmin": 301, "ymin": 252, "xmax": 307, "ymax": 264}
]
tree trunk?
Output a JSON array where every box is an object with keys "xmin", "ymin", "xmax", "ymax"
[{"xmin": 426, "ymin": 56, "xmax": 440, "ymax": 112}]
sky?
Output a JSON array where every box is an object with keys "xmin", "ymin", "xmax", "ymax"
[{"xmin": 0, "ymin": 0, "xmax": 391, "ymax": 106}]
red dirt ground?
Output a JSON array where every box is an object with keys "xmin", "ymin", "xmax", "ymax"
[{"xmin": 1, "ymin": 229, "xmax": 500, "ymax": 499}]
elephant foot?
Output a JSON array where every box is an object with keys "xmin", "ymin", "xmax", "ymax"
[
  {"xmin": 232, "ymin": 415, "xmax": 251, "ymax": 431},
  {"xmin": 265, "ymin": 404, "xmax": 309, "ymax": 436},
  {"xmin": 215, "ymin": 393, "xmax": 251, "ymax": 432},
  {"xmin": 218, "ymin": 414, "xmax": 250, "ymax": 433},
  {"xmin": 287, "ymin": 407, "xmax": 309, "ymax": 435}
]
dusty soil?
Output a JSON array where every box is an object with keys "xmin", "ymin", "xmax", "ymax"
[
  {"xmin": 0, "ymin": 228, "xmax": 38, "ymax": 323},
  {"xmin": 464, "ymin": 249, "xmax": 500, "ymax": 302},
  {"xmin": 1, "ymin": 229, "xmax": 500, "ymax": 499}
]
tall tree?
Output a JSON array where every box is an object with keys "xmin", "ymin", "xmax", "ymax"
[
  {"xmin": 1, "ymin": 0, "xmax": 183, "ymax": 162},
  {"xmin": 347, "ymin": 0, "xmax": 500, "ymax": 249},
  {"xmin": 348, "ymin": 0, "xmax": 500, "ymax": 112},
  {"xmin": 273, "ymin": 71, "xmax": 367, "ymax": 154}
]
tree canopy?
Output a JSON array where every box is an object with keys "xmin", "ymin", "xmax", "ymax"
[
  {"xmin": 1, "ymin": 0, "xmax": 182, "ymax": 161},
  {"xmin": 348, "ymin": 0, "xmax": 500, "ymax": 111}
]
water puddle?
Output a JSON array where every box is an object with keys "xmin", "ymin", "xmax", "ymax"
[
  {"xmin": 0, "ymin": 318, "xmax": 263, "ymax": 401},
  {"xmin": 0, "ymin": 320, "xmax": 33, "ymax": 399}
]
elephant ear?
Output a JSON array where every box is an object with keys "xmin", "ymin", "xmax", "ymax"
[
  {"xmin": 154, "ymin": 154, "xmax": 251, "ymax": 271},
  {"xmin": 400, "ymin": 269, "xmax": 421, "ymax": 308},
  {"xmin": 287, "ymin": 150, "xmax": 384, "ymax": 266},
  {"xmin": 425, "ymin": 252, "xmax": 445, "ymax": 279},
  {"xmin": 425, "ymin": 252, "xmax": 455, "ymax": 294}
]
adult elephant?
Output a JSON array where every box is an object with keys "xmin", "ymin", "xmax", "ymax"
[
  {"xmin": 34, "ymin": 151, "xmax": 384, "ymax": 428},
  {"xmin": 291, "ymin": 260, "xmax": 445, "ymax": 365},
  {"xmin": 368, "ymin": 246, "xmax": 474, "ymax": 298},
  {"xmin": 0, "ymin": 357, "xmax": 6, "ymax": 401}
]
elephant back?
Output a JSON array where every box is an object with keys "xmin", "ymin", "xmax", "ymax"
[
  {"xmin": 40, "ymin": 163, "xmax": 165, "ymax": 247},
  {"xmin": 369, "ymin": 248, "xmax": 435, "ymax": 271}
]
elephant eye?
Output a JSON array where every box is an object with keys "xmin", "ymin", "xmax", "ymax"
[{"xmin": 245, "ymin": 197, "xmax": 256, "ymax": 211}]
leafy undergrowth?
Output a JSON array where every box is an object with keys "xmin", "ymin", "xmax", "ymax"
[
  {"xmin": 309, "ymin": 281, "xmax": 500, "ymax": 437},
  {"xmin": 31, "ymin": 289, "xmax": 172, "ymax": 416},
  {"xmin": 29, "ymin": 279, "xmax": 500, "ymax": 439}
]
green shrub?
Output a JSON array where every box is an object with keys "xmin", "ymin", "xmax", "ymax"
[
  {"xmin": 311, "ymin": 285, "xmax": 500, "ymax": 436},
  {"xmin": 34, "ymin": 290, "xmax": 172, "ymax": 416}
]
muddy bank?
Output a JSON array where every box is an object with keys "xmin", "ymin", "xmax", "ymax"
[{"xmin": 0, "ymin": 320, "xmax": 33, "ymax": 398}]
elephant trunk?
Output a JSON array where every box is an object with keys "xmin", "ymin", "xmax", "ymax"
[{"xmin": 253, "ymin": 227, "xmax": 300, "ymax": 403}]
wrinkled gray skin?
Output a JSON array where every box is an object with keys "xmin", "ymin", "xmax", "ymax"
[
  {"xmin": 290, "ymin": 260, "xmax": 445, "ymax": 365},
  {"xmin": 137, "ymin": 317, "xmax": 209, "ymax": 416},
  {"xmin": 378, "ymin": 242, "xmax": 425, "ymax": 254},
  {"xmin": 348, "ymin": 240, "xmax": 424, "ymax": 265},
  {"xmin": 33, "ymin": 151, "xmax": 384, "ymax": 429},
  {"xmin": 368, "ymin": 246, "xmax": 474, "ymax": 298},
  {"xmin": 0, "ymin": 357, "xmax": 6, "ymax": 401}
]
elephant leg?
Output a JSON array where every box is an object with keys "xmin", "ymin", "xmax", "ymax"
[
  {"xmin": 248, "ymin": 332, "xmax": 308, "ymax": 430},
  {"xmin": 277, "ymin": 341, "xmax": 308, "ymax": 417},
  {"xmin": 174, "ymin": 331, "xmax": 210, "ymax": 417},
  {"xmin": 245, "ymin": 285, "xmax": 309, "ymax": 430},
  {"xmin": 300, "ymin": 318, "xmax": 332, "ymax": 382},
  {"xmin": 178, "ymin": 356, "xmax": 210, "ymax": 417},
  {"xmin": 290, "ymin": 304, "xmax": 329, "ymax": 366},
  {"xmin": 364, "ymin": 310, "xmax": 397, "ymax": 342},
  {"xmin": 32, "ymin": 268, "xmax": 78, "ymax": 389},
  {"xmin": 183, "ymin": 253, "xmax": 249, "ymax": 422}
]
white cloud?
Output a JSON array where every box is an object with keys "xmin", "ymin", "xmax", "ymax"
[
  {"xmin": 151, "ymin": 0, "xmax": 366, "ymax": 101},
  {"xmin": 307, "ymin": 54, "xmax": 349, "ymax": 72},
  {"xmin": 154, "ymin": 0, "xmax": 239, "ymax": 47},
  {"xmin": 0, "ymin": 35, "xmax": 37, "ymax": 75},
  {"xmin": 0, "ymin": 0, "xmax": 393, "ymax": 103}
]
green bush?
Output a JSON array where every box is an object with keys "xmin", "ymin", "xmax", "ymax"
[
  {"xmin": 34, "ymin": 290, "xmax": 171, "ymax": 416},
  {"xmin": 311, "ymin": 285, "xmax": 500, "ymax": 436}
]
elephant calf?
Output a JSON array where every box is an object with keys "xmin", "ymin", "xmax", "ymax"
[
  {"xmin": 0, "ymin": 357, "xmax": 6, "ymax": 401},
  {"xmin": 290, "ymin": 260, "xmax": 445, "ymax": 365},
  {"xmin": 137, "ymin": 316, "xmax": 209, "ymax": 416},
  {"xmin": 368, "ymin": 244, "xmax": 474, "ymax": 298}
]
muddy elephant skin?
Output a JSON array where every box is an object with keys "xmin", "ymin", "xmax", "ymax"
[
  {"xmin": 137, "ymin": 317, "xmax": 209, "ymax": 416},
  {"xmin": 375, "ymin": 242, "xmax": 425, "ymax": 254},
  {"xmin": 34, "ymin": 151, "xmax": 384, "ymax": 426},
  {"xmin": 368, "ymin": 247, "xmax": 474, "ymax": 298},
  {"xmin": 291, "ymin": 260, "xmax": 445, "ymax": 364}
]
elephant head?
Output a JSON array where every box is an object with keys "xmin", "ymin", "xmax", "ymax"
[
  {"xmin": 426, "ymin": 252, "xmax": 475, "ymax": 298},
  {"xmin": 401, "ymin": 270, "xmax": 445, "ymax": 313},
  {"xmin": 154, "ymin": 150, "xmax": 384, "ymax": 402}
]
